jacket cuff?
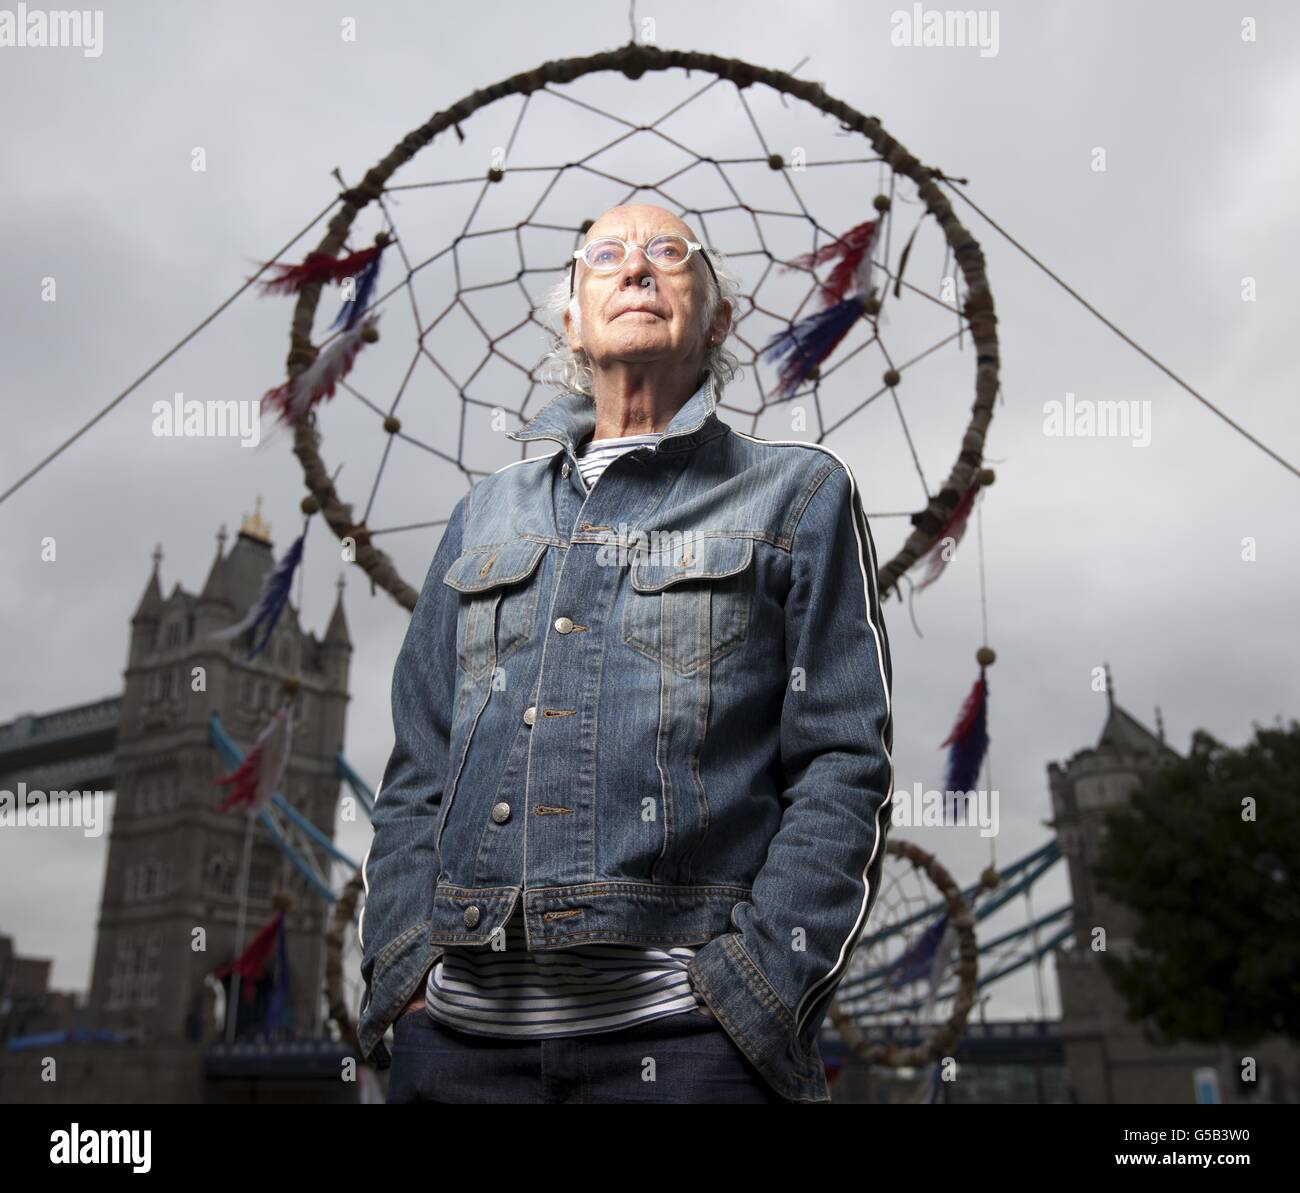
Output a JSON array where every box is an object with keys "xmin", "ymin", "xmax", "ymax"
[
  {"xmin": 357, "ymin": 920, "xmax": 441, "ymax": 1068},
  {"xmin": 688, "ymin": 931, "xmax": 829, "ymax": 1102}
]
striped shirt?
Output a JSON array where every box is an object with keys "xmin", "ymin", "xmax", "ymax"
[
  {"xmin": 423, "ymin": 904, "xmax": 701, "ymax": 1037},
  {"xmin": 574, "ymin": 430, "xmax": 661, "ymax": 489},
  {"xmin": 423, "ymin": 428, "xmax": 702, "ymax": 1039}
]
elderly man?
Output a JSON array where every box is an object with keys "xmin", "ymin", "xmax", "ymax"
[{"xmin": 357, "ymin": 203, "xmax": 894, "ymax": 1104}]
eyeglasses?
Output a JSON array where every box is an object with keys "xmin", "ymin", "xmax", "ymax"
[{"xmin": 569, "ymin": 234, "xmax": 719, "ymax": 297}]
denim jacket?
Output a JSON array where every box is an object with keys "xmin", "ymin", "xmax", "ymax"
[{"xmin": 357, "ymin": 373, "xmax": 894, "ymax": 1103}]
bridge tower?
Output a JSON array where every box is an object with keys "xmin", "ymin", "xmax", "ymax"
[
  {"xmin": 87, "ymin": 502, "xmax": 352, "ymax": 1044},
  {"xmin": 1046, "ymin": 665, "xmax": 1210, "ymax": 1102}
]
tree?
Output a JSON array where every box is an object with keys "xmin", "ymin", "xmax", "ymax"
[{"xmin": 1093, "ymin": 720, "xmax": 1300, "ymax": 1047}]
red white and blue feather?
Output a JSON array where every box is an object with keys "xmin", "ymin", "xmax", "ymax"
[
  {"xmin": 761, "ymin": 218, "xmax": 883, "ymax": 398},
  {"xmin": 210, "ymin": 532, "xmax": 305, "ymax": 661},
  {"xmin": 940, "ymin": 669, "xmax": 990, "ymax": 794}
]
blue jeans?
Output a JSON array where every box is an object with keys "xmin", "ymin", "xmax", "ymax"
[{"xmin": 386, "ymin": 1005, "xmax": 794, "ymax": 1104}]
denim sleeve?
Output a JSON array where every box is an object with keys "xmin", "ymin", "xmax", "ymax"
[
  {"xmin": 357, "ymin": 493, "xmax": 467, "ymax": 1012},
  {"xmin": 699, "ymin": 461, "xmax": 894, "ymax": 1060}
]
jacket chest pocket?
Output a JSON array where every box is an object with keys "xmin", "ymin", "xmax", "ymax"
[
  {"xmin": 442, "ymin": 538, "xmax": 548, "ymax": 680},
  {"xmin": 622, "ymin": 534, "xmax": 754, "ymax": 676}
]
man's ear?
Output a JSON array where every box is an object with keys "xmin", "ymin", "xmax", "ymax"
[
  {"xmin": 564, "ymin": 305, "xmax": 583, "ymax": 355},
  {"xmin": 710, "ymin": 298, "xmax": 733, "ymax": 345}
]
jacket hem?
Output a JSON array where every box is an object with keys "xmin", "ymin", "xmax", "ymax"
[{"xmin": 425, "ymin": 880, "xmax": 754, "ymax": 949}]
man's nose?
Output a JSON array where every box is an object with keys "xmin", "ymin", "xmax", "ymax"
[{"xmin": 618, "ymin": 247, "xmax": 656, "ymax": 287}]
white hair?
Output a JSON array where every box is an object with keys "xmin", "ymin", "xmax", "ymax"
[{"xmin": 535, "ymin": 244, "xmax": 745, "ymax": 398}]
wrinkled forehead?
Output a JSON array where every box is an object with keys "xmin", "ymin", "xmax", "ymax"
[{"xmin": 584, "ymin": 209, "xmax": 695, "ymax": 245}]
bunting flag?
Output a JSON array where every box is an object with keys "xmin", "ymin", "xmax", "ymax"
[
  {"xmin": 213, "ymin": 910, "xmax": 284, "ymax": 993},
  {"xmin": 913, "ymin": 478, "xmax": 980, "ymax": 591},
  {"xmin": 940, "ymin": 668, "xmax": 990, "ymax": 793},
  {"xmin": 256, "ymin": 235, "xmax": 391, "ymax": 297},
  {"xmin": 214, "ymin": 703, "xmax": 293, "ymax": 814},
  {"xmin": 886, "ymin": 912, "xmax": 949, "ymax": 990},
  {"xmin": 920, "ymin": 918, "xmax": 960, "ymax": 1020},
  {"xmin": 264, "ymin": 908, "xmax": 294, "ymax": 1035},
  {"xmin": 212, "ymin": 911, "xmax": 294, "ymax": 1037},
  {"xmin": 259, "ymin": 313, "xmax": 380, "ymax": 427},
  {"xmin": 210, "ymin": 532, "xmax": 305, "ymax": 660},
  {"xmin": 760, "ymin": 218, "xmax": 883, "ymax": 399},
  {"xmin": 919, "ymin": 1060, "xmax": 943, "ymax": 1104}
]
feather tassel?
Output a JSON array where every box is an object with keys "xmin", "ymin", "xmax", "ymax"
[
  {"xmin": 260, "ymin": 313, "xmax": 380, "ymax": 426},
  {"xmin": 940, "ymin": 669, "xmax": 989, "ymax": 793},
  {"xmin": 762, "ymin": 216, "xmax": 885, "ymax": 398},
  {"xmin": 913, "ymin": 478, "xmax": 981, "ymax": 591},
  {"xmin": 257, "ymin": 238, "xmax": 388, "ymax": 297},
  {"xmin": 784, "ymin": 219, "xmax": 881, "ymax": 307},
  {"xmin": 760, "ymin": 294, "xmax": 868, "ymax": 399},
  {"xmin": 210, "ymin": 533, "xmax": 305, "ymax": 660},
  {"xmin": 329, "ymin": 245, "xmax": 385, "ymax": 331}
]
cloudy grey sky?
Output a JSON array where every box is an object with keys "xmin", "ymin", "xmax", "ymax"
[{"xmin": 1, "ymin": 0, "xmax": 1297, "ymax": 1030}]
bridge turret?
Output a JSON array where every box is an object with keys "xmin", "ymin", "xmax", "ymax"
[{"xmin": 127, "ymin": 544, "xmax": 165, "ymax": 668}]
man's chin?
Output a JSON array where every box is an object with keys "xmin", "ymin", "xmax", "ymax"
[{"xmin": 597, "ymin": 340, "xmax": 674, "ymax": 362}]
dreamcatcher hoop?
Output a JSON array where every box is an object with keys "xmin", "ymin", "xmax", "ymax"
[
  {"xmin": 828, "ymin": 837, "xmax": 980, "ymax": 1069},
  {"xmin": 281, "ymin": 41, "xmax": 1000, "ymax": 612}
]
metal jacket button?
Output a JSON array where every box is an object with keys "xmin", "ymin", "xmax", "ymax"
[
  {"xmin": 523, "ymin": 705, "xmax": 536, "ymax": 725},
  {"xmin": 463, "ymin": 906, "xmax": 481, "ymax": 929},
  {"xmin": 491, "ymin": 801, "xmax": 511, "ymax": 824},
  {"xmin": 561, "ymin": 461, "xmax": 571, "ymax": 477},
  {"xmin": 554, "ymin": 616, "xmax": 574, "ymax": 633}
]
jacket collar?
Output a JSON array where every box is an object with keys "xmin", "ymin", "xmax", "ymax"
[{"xmin": 506, "ymin": 373, "xmax": 728, "ymax": 458}]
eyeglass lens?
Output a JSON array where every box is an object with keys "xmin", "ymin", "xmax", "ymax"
[{"xmin": 583, "ymin": 235, "xmax": 690, "ymax": 270}]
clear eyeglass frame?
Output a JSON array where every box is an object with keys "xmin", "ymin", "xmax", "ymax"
[{"xmin": 568, "ymin": 234, "xmax": 719, "ymax": 296}]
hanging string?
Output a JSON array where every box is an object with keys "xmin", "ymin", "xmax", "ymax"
[
  {"xmin": 0, "ymin": 196, "xmax": 342, "ymax": 509},
  {"xmin": 936, "ymin": 175, "xmax": 1300, "ymax": 482}
]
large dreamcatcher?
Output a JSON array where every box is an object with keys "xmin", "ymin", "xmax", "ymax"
[{"xmin": 249, "ymin": 41, "xmax": 1002, "ymax": 1067}]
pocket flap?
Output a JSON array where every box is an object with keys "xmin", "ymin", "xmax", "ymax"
[
  {"xmin": 442, "ymin": 539, "xmax": 547, "ymax": 594},
  {"xmin": 629, "ymin": 534, "xmax": 753, "ymax": 592}
]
